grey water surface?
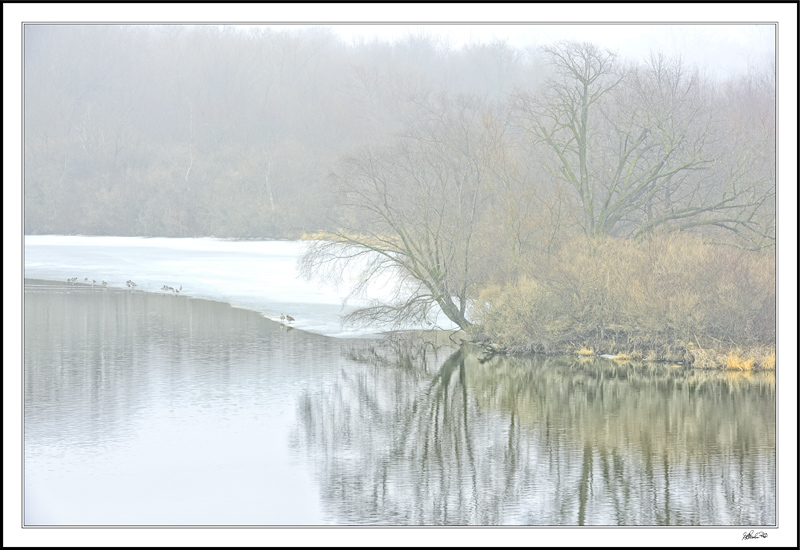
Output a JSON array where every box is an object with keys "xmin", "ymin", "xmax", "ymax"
[{"xmin": 24, "ymin": 280, "xmax": 775, "ymax": 525}]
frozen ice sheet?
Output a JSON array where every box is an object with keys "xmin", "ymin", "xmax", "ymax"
[{"xmin": 24, "ymin": 235, "xmax": 458, "ymax": 337}]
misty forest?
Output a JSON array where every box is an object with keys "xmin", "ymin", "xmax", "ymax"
[{"xmin": 25, "ymin": 24, "xmax": 775, "ymax": 363}]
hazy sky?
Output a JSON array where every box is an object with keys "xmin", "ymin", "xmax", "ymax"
[
  {"xmin": 4, "ymin": 4, "xmax": 784, "ymax": 80},
  {"xmin": 261, "ymin": 23, "xmax": 775, "ymax": 78}
]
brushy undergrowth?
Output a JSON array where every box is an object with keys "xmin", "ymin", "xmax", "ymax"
[
  {"xmin": 474, "ymin": 233, "xmax": 776, "ymax": 367},
  {"xmin": 690, "ymin": 344, "xmax": 776, "ymax": 370}
]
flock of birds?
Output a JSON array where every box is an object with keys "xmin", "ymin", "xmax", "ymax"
[
  {"xmin": 160, "ymin": 284, "xmax": 182, "ymax": 294},
  {"xmin": 64, "ymin": 276, "xmax": 297, "ymax": 326},
  {"xmin": 67, "ymin": 277, "xmax": 108, "ymax": 287},
  {"xmin": 67, "ymin": 277, "xmax": 180, "ymax": 294},
  {"xmin": 280, "ymin": 313, "xmax": 295, "ymax": 324}
]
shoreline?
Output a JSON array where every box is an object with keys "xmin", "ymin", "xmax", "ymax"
[
  {"xmin": 25, "ymin": 278, "xmax": 775, "ymax": 371},
  {"xmin": 386, "ymin": 327, "xmax": 776, "ymax": 372},
  {"xmin": 471, "ymin": 335, "xmax": 777, "ymax": 372}
]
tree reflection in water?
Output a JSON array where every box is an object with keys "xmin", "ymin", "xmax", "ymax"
[{"xmin": 295, "ymin": 339, "xmax": 775, "ymax": 526}]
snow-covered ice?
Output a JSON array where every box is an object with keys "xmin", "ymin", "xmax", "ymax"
[{"xmin": 24, "ymin": 235, "xmax": 458, "ymax": 337}]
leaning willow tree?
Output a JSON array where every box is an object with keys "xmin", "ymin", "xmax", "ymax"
[
  {"xmin": 300, "ymin": 94, "xmax": 502, "ymax": 332},
  {"xmin": 514, "ymin": 41, "xmax": 775, "ymax": 247}
]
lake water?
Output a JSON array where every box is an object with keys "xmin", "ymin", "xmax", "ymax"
[{"xmin": 23, "ymin": 238, "xmax": 776, "ymax": 526}]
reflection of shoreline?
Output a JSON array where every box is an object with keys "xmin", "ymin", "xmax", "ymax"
[
  {"xmin": 297, "ymin": 341, "xmax": 776, "ymax": 525},
  {"xmin": 467, "ymin": 351, "xmax": 775, "ymax": 454},
  {"xmin": 377, "ymin": 324, "xmax": 777, "ymax": 376}
]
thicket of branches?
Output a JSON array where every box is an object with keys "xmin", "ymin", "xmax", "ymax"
[{"xmin": 474, "ymin": 233, "xmax": 776, "ymax": 354}]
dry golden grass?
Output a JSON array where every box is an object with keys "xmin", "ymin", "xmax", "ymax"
[
  {"xmin": 612, "ymin": 353, "xmax": 631, "ymax": 362},
  {"xmin": 678, "ymin": 343, "xmax": 776, "ymax": 371},
  {"xmin": 300, "ymin": 231, "xmax": 331, "ymax": 241},
  {"xmin": 576, "ymin": 347, "xmax": 594, "ymax": 356},
  {"xmin": 725, "ymin": 352, "xmax": 755, "ymax": 371}
]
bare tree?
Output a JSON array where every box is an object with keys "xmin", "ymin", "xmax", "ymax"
[
  {"xmin": 300, "ymin": 94, "xmax": 498, "ymax": 332},
  {"xmin": 514, "ymin": 42, "xmax": 775, "ymax": 245}
]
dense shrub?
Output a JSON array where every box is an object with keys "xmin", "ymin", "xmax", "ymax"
[{"xmin": 474, "ymin": 233, "xmax": 776, "ymax": 355}]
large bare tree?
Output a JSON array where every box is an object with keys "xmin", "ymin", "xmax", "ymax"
[
  {"xmin": 300, "ymin": 94, "xmax": 499, "ymax": 332},
  {"xmin": 514, "ymin": 41, "xmax": 775, "ymax": 245}
]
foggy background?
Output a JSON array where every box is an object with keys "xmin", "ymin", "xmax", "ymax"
[
  {"xmin": 6, "ymin": 3, "xmax": 798, "ymax": 548},
  {"xmin": 22, "ymin": 23, "xmax": 776, "ymax": 240}
]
